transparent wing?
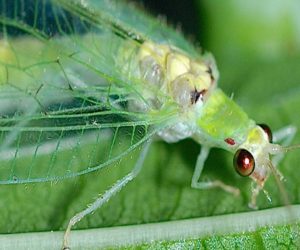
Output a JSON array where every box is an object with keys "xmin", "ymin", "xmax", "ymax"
[
  {"xmin": 0, "ymin": 0, "xmax": 179, "ymax": 184},
  {"xmin": 57, "ymin": 0, "xmax": 200, "ymax": 56}
]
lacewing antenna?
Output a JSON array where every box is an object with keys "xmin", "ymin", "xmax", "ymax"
[
  {"xmin": 269, "ymin": 143, "xmax": 300, "ymax": 154},
  {"xmin": 283, "ymin": 144, "xmax": 300, "ymax": 152}
]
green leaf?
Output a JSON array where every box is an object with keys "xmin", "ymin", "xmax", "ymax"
[{"xmin": 1, "ymin": 206, "xmax": 300, "ymax": 249}]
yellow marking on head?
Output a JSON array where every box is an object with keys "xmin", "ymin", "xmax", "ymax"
[
  {"xmin": 239, "ymin": 126, "xmax": 270, "ymax": 163},
  {"xmin": 247, "ymin": 127, "xmax": 265, "ymax": 144}
]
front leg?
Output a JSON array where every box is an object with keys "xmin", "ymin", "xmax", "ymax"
[
  {"xmin": 191, "ymin": 146, "xmax": 240, "ymax": 196},
  {"xmin": 62, "ymin": 140, "xmax": 152, "ymax": 250},
  {"xmin": 272, "ymin": 125, "xmax": 297, "ymax": 166}
]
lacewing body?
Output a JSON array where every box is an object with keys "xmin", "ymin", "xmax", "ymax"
[{"xmin": 0, "ymin": 1, "xmax": 298, "ymax": 248}]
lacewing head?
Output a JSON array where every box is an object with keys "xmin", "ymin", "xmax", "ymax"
[{"xmin": 232, "ymin": 124, "xmax": 299, "ymax": 208}]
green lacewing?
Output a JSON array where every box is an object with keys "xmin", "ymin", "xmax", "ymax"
[{"xmin": 0, "ymin": 0, "xmax": 299, "ymax": 249}]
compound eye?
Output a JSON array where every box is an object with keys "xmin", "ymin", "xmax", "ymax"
[
  {"xmin": 233, "ymin": 149, "xmax": 255, "ymax": 177},
  {"xmin": 258, "ymin": 123, "xmax": 273, "ymax": 143}
]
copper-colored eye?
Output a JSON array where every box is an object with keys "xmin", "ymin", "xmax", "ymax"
[
  {"xmin": 258, "ymin": 123, "xmax": 272, "ymax": 143},
  {"xmin": 233, "ymin": 149, "xmax": 255, "ymax": 177}
]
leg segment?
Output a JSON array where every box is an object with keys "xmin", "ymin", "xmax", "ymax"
[
  {"xmin": 272, "ymin": 125, "xmax": 297, "ymax": 166},
  {"xmin": 62, "ymin": 140, "xmax": 152, "ymax": 250},
  {"xmin": 191, "ymin": 146, "xmax": 240, "ymax": 196}
]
